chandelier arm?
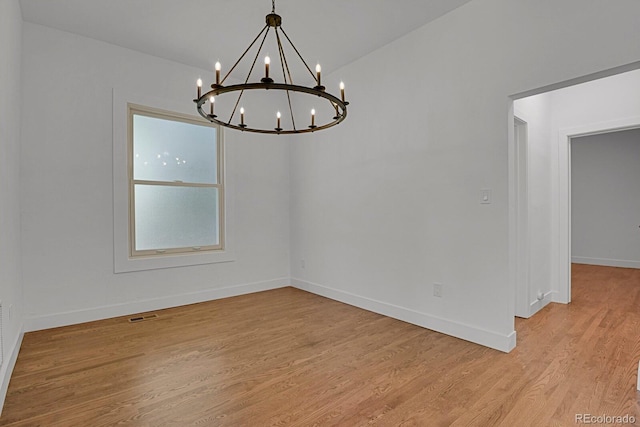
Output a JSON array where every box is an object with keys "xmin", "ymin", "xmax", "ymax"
[
  {"xmin": 275, "ymin": 29, "xmax": 293, "ymax": 85},
  {"xmin": 246, "ymin": 26, "xmax": 271, "ymax": 85},
  {"xmin": 227, "ymin": 90, "xmax": 243, "ymax": 126},
  {"xmin": 275, "ymin": 30, "xmax": 286, "ymax": 83},
  {"xmin": 227, "ymin": 26, "xmax": 272, "ymax": 125},
  {"xmin": 221, "ymin": 24, "xmax": 269, "ymax": 85},
  {"xmin": 285, "ymin": 89, "xmax": 296, "ymax": 131},
  {"xmin": 279, "ymin": 26, "xmax": 317, "ymax": 82},
  {"xmin": 275, "ymin": 29, "xmax": 297, "ymax": 130}
]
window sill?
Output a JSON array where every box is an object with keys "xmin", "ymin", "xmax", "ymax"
[{"xmin": 115, "ymin": 248, "xmax": 235, "ymax": 273}]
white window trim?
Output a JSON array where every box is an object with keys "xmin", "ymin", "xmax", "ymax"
[
  {"xmin": 128, "ymin": 104, "xmax": 225, "ymax": 257},
  {"xmin": 113, "ymin": 89, "xmax": 235, "ymax": 273}
]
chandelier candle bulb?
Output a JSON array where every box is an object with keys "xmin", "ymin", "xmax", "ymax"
[
  {"xmin": 311, "ymin": 109, "xmax": 315, "ymax": 126},
  {"xmin": 265, "ymin": 56, "xmax": 270, "ymax": 79},
  {"xmin": 277, "ymin": 111, "xmax": 281, "ymax": 128},
  {"xmin": 197, "ymin": 78, "xmax": 202, "ymax": 98},
  {"xmin": 209, "ymin": 96, "xmax": 215, "ymax": 116},
  {"xmin": 315, "ymin": 64, "xmax": 321, "ymax": 86},
  {"xmin": 240, "ymin": 107, "xmax": 245, "ymax": 125},
  {"xmin": 340, "ymin": 82, "xmax": 345, "ymax": 101},
  {"xmin": 215, "ymin": 62, "xmax": 221, "ymax": 85}
]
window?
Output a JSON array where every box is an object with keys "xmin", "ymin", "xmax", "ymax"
[{"xmin": 128, "ymin": 104, "xmax": 224, "ymax": 257}]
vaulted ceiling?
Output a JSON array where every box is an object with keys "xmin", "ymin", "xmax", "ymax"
[{"xmin": 19, "ymin": 0, "xmax": 474, "ymax": 74}]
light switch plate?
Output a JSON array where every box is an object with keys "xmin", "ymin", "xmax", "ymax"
[{"xmin": 480, "ymin": 189, "xmax": 492, "ymax": 204}]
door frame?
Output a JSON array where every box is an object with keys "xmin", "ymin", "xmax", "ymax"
[
  {"xmin": 513, "ymin": 116, "xmax": 530, "ymax": 318},
  {"xmin": 553, "ymin": 117, "xmax": 640, "ymax": 303}
]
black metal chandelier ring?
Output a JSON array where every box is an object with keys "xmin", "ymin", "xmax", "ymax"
[
  {"xmin": 196, "ymin": 82, "xmax": 347, "ymax": 135},
  {"xmin": 192, "ymin": 0, "xmax": 349, "ymax": 136}
]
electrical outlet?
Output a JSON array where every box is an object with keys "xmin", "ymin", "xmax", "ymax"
[{"xmin": 433, "ymin": 283, "xmax": 443, "ymax": 298}]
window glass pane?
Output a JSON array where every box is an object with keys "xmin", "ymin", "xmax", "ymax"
[
  {"xmin": 134, "ymin": 185, "xmax": 219, "ymax": 251},
  {"xmin": 133, "ymin": 114, "xmax": 217, "ymax": 184}
]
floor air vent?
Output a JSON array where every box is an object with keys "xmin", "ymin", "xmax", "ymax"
[{"xmin": 128, "ymin": 313, "xmax": 159, "ymax": 323}]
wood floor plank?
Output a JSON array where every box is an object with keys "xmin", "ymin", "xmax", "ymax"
[{"xmin": 1, "ymin": 264, "xmax": 639, "ymax": 426}]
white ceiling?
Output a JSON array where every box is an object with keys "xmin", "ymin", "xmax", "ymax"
[{"xmin": 19, "ymin": 0, "xmax": 473, "ymax": 75}]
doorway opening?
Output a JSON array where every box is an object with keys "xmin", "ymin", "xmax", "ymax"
[
  {"xmin": 510, "ymin": 64, "xmax": 640, "ymax": 320},
  {"xmin": 570, "ymin": 127, "xmax": 640, "ymax": 269}
]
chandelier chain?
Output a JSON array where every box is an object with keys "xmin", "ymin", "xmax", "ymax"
[{"xmin": 272, "ymin": 0, "xmax": 276, "ymax": 13}]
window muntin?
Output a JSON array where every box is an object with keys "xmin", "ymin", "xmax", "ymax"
[{"xmin": 128, "ymin": 105, "xmax": 223, "ymax": 257}]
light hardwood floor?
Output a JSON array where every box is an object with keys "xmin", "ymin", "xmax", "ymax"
[{"xmin": 1, "ymin": 264, "xmax": 639, "ymax": 426}]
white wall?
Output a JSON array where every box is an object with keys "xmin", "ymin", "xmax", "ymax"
[
  {"xmin": 0, "ymin": 0, "xmax": 24, "ymax": 412},
  {"xmin": 20, "ymin": 23, "xmax": 291, "ymax": 329},
  {"xmin": 513, "ymin": 92, "xmax": 554, "ymax": 316},
  {"xmin": 550, "ymin": 70, "xmax": 640, "ymax": 130},
  {"xmin": 290, "ymin": 0, "xmax": 640, "ymax": 351},
  {"xmin": 571, "ymin": 128, "xmax": 640, "ymax": 268}
]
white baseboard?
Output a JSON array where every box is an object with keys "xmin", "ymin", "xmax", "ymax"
[
  {"xmin": 572, "ymin": 256, "xmax": 640, "ymax": 269},
  {"xmin": 291, "ymin": 278, "xmax": 516, "ymax": 353},
  {"xmin": 0, "ymin": 328, "xmax": 23, "ymax": 417},
  {"xmin": 528, "ymin": 290, "xmax": 553, "ymax": 317},
  {"xmin": 24, "ymin": 278, "xmax": 289, "ymax": 332}
]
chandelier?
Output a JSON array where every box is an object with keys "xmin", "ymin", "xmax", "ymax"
[{"xmin": 193, "ymin": 0, "xmax": 348, "ymax": 135}]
